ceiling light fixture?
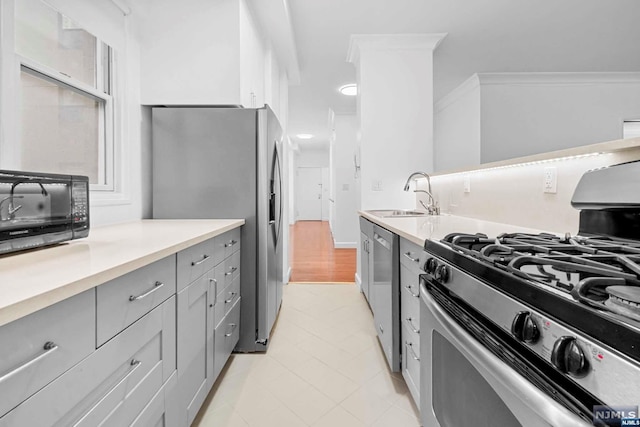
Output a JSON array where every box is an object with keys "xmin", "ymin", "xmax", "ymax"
[
  {"xmin": 296, "ymin": 134, "xmax": 313, "ymax": 139},
  {"xmin": 339, "ymin": 84, "xmax": 357, "ymax": 96}
]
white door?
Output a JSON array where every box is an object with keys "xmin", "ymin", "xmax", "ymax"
[{"xmin": 296, "ymin": 167, "xmax": 322, "ymax": 220}]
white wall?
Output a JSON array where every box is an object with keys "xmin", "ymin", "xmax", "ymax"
[
  {"xmin": 296, "ymin": 147, "xmax": 329, "ymax": 167},
  {"xmin": 434, "ymin": 73, "xmax": 640, "ymax": 171},
  {"xmin": 0, "ymin": 0, "xmax": 144, "ymax": 226},
  {"xmin": 330, "ymin": 114, "xmax": 359, "ymax": 247}
]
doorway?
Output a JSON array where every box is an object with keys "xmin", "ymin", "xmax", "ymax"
[
  {"xmin": 296, "ymin": 167, "xmax": 324, "ymax": 220},
  {"xmin": 291, "ymin": 166, "xmax": 355, "ymax": 283}
]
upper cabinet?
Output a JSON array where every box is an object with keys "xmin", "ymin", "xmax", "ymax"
[{"xmin": 135, "ymin": 0, "xmax": 265, "ymax": 107}]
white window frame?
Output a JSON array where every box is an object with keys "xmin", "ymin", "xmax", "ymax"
[{"xmin": 16, "ymin": 43, "xmax": 115, "ymax": 191}]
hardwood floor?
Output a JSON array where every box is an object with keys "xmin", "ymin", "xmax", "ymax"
[{"xmin": 289, "ymin": 221, "xmax": 356, "ymax": 283}]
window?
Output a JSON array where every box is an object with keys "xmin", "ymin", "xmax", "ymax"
[{"xmin": 15, "ymin": 0, "xmax": 115, "ymax": 190}]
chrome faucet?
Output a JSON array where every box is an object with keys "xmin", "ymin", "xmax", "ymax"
[{"xmin": 403, "ymin": 171, "xmax": 439, "ymax": 215}]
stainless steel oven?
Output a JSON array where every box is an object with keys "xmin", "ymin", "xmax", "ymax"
[
  {"xmin": 419, "ymin": 272, "xmax": 592, "ymax": 426},
  {"xmin": 0, "ymin": 170, "xmax": 89, "ymax": 255}
]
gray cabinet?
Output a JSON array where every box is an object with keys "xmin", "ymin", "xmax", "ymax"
[
  {"xmin": 0, "ymin": 225, "xmax": 243, "ymax": 427},
  {"xmin": 0, "ymin": 297, "xmax": 176, "ymax": 426},
  {"xmin": 97, "ymin": 256, "xmax": 176, "ymax": 346},
  {"xmin": 176, "ymin": 228, "xmax": 242, "ymax": 426},
  {"xmin": 359, "ymin": 216, "xmax": 374, "ymax": 304},
  {"xmin": 0, "ymin": 290, "xmax": 95, "ymax": 419},
  {"xmin": 177, "ymin": 275, "xmax": 211, "ymax": 427},
  {"xmin": 399, "ymin": 237, "xmax": 427, "ymax": 406},
  {"xmin": 131, "ymin": 372, "xmax": 179, "ymax": 427}
]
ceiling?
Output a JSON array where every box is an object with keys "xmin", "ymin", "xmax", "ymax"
[{"xmin": 283, "ymin": 0, "xmax": 640, "ymax": 150}]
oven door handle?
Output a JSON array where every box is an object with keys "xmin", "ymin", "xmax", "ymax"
[{"xmin": 421, "ymin": 286, "xmax": 591, "ymax": 427}]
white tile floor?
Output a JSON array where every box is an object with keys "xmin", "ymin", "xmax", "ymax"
[{"xmin": 193, "ymin": 284, "xmax": 421, "ymax": 427}]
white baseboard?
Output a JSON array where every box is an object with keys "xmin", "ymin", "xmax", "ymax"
[{"xmin": 333, "ymin": 240, "xmax": 357, "ymax": 249}]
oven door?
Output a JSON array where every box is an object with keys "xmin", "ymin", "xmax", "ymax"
[{"xmin": 419, "ymin": 280, "xmax": 592, "ymax": 427}]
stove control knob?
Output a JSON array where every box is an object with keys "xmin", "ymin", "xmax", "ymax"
[
  {"xmin": 511, "ymin": 311, "xmax": 539, "ymax": 344},
  {"xmin": 434, "ymin": 265, "xmax": 450, "ymax": 283},
  {"xmin": 551, "ymin": 336, "xmax": 589, "ymax": 378},
  {"xmin": 425, "ymin": 257, "xmax": 438, "ymax": 274}
]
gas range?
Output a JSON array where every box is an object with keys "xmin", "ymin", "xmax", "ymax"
[
  {"xmin": 440, "ymin": 231, "xmax": 640, "ymax": 327},
  {"xmin": 420, "ymin": 160, "xmax": 640, "ymax": 426}
]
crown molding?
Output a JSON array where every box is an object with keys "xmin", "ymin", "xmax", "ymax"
[
  {"xmin": 476, "ymin": 72, "xmax": 640, "ymax": 86},
  {"xmin": 435, "ymin": 74, "xmax": 481, "ymax": 114},
  {"xmin": 347, "ymin": 33, "xmax": 447, "ymax": 64}
]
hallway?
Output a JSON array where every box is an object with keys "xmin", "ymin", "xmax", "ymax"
[
  {"xmin": 289, "ymin": 221, "xmax": 356, "ymax": 283},
  {"xmin": 193, "ymin": 284, "xmax": 420, "ymax": 426}
]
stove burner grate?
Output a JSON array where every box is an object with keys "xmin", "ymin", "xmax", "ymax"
[{"xmin": 442, "ymin": 232, "xmax": 640, "ymax": 311}]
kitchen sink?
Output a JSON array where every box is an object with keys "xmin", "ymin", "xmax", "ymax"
[{"xmin": 366, "ymin": 209, "xmax": 428, "ymax": 218}]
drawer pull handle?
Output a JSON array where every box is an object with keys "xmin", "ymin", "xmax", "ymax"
[
  {"xmin": 404, "ymin": 285, "xmax": 420, "ymax": 298},
  {"xmin": 0, "ymin": 341, "xmax": 58, "ymax": 384},
  {"xmin": 224, "ymin": 267, "xmax": 238, "ymax": 276},
  {"xmin": 225, "ymin": 292, "xmax": 237, "ymax": 304},
  {"xmin": 73, "ymin": 359, "xmax": 142, "ymax": 426},
  {"xmin": 224, "ymin": 323, "xmax": 238, "ymax": 337},
  {"xmin": 129, "ymin": 281, "xmax": 164, "ymax": 301},
  {"xmin": 191, "ymin": 254, "xmax": 210, "ymax": 266},
  {"xmin": 405, "ymin": 317, "xmax": 420, "ymax": 334},
  {"xmin": 406, "ymin": 342, "xmax": 420, "ymax": 361},
  {"xmin": 224, "ymin": 240, "xmax": 238, "ymax": 248},
  {"xmin": 378, "ymin": 324, "xmax": 384, "ymax": 334},
  {"xmin": 404, "ymin": 252, "xmax": 420, "ymax": 263}
]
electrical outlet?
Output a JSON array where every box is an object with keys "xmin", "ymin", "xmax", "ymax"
[
  {"xmin": 463, "ymin": 175, "xmax": 471, "ymax": 193},
  {"xmin": 543, "ymin": 167, "xmax": 557, "ymax": 194},
  {"xmin": 371, "ymin": 180, "xmax": 383, "ymax": 191}
]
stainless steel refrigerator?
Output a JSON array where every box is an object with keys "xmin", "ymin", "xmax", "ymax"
[{"xmin": 151, "ymin": 106, "xmax": 284, "ymax": 352}]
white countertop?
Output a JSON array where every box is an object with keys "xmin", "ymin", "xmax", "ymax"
[
  {"xmin": 359, "ymin": 211, "xmax": 550, "ymax": 247},
  {"xmin": 0, "ymin": 219, "xmax": 244, "ymax": 328}
]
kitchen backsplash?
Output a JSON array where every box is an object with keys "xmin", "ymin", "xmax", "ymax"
[{"xmin": 423, "ymin": 144, "xmax": 640, "ymax": 235}]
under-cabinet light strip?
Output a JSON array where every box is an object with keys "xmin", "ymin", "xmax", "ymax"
[{"xmin": 437, "ymin": 152, "xmax": 609, "ymax": 178}]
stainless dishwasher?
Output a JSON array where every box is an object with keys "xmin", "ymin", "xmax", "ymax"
[{"xmin": 371, "ymin": 224, "xmax": 400, "ymax": 372}]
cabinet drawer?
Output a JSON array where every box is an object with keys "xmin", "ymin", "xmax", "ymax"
[
  {"xmin": 401, "ymin": 265, "xmax": 421, "ymax": 345},
  {"xmin": 213, "ymin": 297, "xmax": 241, "ymax": 380},
  {"xmin": 0, "ymin": 289, "xmax": 94, "ymax": 418},
  {"xmin": 400, "ymin": 238, "xmax": 426, "ymax": 274},
  {"xmin": 221, "ymin": 250, "xmax": 240, "ymax": 288},
  {"xmin": 213, "ymin": 275, "xmax": 240, "ymax": 329},
  {"xmin": 215, "ymin": 227, "xmax": 241, "ymax": 260},
  {"xmin": 0, "ymin": 297, "xmax": 176, "ymax": 427},
  {"xmin": 402, "ymin": 323, "xmax": 421, "ymax": 405},
  {"xmin": 131, "ymin": 372, "xmax": 179, "ymax": 427},
  {"xmin": 177, "ymin": 238, "xmax": 215, "ymax": 291},
  {"xmin": 97, "ymin": 255, "xmax": 176, "ymax": 346}
]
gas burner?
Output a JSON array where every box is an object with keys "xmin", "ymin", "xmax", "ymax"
[{"xmin": 442, "ymin": 231, "xmax": 640, "ymax": 312}]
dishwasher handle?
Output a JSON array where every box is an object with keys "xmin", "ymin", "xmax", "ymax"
[{"xmin": 373, "ymin": 232, "xmax": 391, "ymax": 250}]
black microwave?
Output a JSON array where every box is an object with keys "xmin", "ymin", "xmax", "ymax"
[{"xmin": 0, "ymin": 170, "xmax": 89, "ymax": 255}]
